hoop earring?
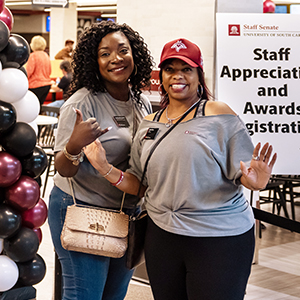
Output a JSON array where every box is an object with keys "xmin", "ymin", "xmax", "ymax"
[
  {"xmin": 96, "ymin": 73, "xmax": 101, "ymax": 82},
  {"xmin": 162, "ymin": 92, "xmax": 169, "ymax": 104},
  {"xmin": 197, "ymin": 84, "xmax": 203, "ymax": 99},
  {"xmin": 158, "ymin": 84, "xmax": 167, "ymax": 95},
  {"xmin": 132, "ymin": 65, "xmax": 137, "ymax": 76}
]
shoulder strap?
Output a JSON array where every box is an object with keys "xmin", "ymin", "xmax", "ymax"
[
  {"xmin": 137, "ymin": 99, "xmax": 200, "ymax": 196},
  {"xmin": 68, "ymin": 178, "xmax": 126, "ymax": 212},
  {"xmin": 153, "ymin": 107, "xmax": 166, "ymax": 121}
]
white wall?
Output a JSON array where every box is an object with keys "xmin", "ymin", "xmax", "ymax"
[
  {"xmin": 49, "ymin": 3, "xmax": 77, "ymax": 59},
  {"xmin": 12, "ymin": 14, "xmax": 47, "ymax": 33},
  {"xmin": 216, "ymin": 0, "xmax": 262, "ymax": 13}
]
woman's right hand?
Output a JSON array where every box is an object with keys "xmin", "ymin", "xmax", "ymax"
[
  {"xmin": 55, "ymin": 108, "xmax": 112, "ymax": 177},
  {"xmin": 67, "ymin": 108, "xmax": 110, "ymax": 154}
]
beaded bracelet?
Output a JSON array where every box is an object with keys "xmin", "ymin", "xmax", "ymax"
[
  {"xmin": 103, "ymin": 165, "xmax": 113, "ymax": 178},
  {"xmin": 111, "ymin": 171, "xmax": 124, "ymax": 186},
  {"xmin": 63, "ymin": 145, "xmax": 84, "ymax": 166}
]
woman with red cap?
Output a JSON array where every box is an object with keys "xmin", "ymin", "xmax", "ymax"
[{"xmin": 84, "ymin": 38, "xmax": 277, "ymax": 300}]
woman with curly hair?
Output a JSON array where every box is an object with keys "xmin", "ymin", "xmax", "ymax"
[{"xmin": 48, "ymin": 21, "xmax": 154, "ymax": 300}]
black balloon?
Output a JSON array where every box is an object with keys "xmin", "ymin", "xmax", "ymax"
[
  {"xmin": 0, "ymin": 33, "xmax": 30, "ymax": 68},
  {"xmin": 0, "ymin": 204, "xmax": 21, "ymax": 239},
  {"xmin": 17, "ymin": 254, "xmax": 46, "ymax": 286},
  {"xmin": 0, "ymin": 122, "xmax": 37, "ymax": 157},
  {"xmin": 20, "ymin": 146, "xmax": 48, "ymax": 178},
  {"xmin": 0, "ymin": 20, "xmax": 9, "ymax": 52},
  {"xmin": 34, "ymin": 176, "xmax": 42, "ymax": 187},
  {"xmin": 0, "ymin": 187, "xmax": 5, "ymax": 203},
  {"xmin": 19, "ymin": 65, "xmax": 27, "ymax": 77},
  {"xmin": 3, "ymin": 227, "xmax": 39, "ymax": 262},
  {"xmin": 0, "ymin": 100, "xmax": 16, "ymax": 135}
]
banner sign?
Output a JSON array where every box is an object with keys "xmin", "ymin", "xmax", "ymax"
[{"xmin": 216, "ymin": 13, "xmax": 300, "ymax": 174}]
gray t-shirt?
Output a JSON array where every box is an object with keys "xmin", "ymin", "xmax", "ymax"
[
  {"xmin": 54, "ymin": 87, "xmax": 152, "ymax": 209},
  {"xmin": 128, "ymin": 113, "xmax": 255, "ymax": 237}
]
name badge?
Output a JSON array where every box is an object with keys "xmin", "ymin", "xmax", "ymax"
[
  {"xmin": 144, "ymin": 128, "xmax": 159, "ymax": 140},
  {"xmin": 113, "ymin": 116, "xmax": 130, "ymax": 128}
]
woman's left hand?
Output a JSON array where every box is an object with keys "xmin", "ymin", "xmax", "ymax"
[
  {"xmin": 240, "ymin": 142, "xmax": 277, "ymax": 190},
  {"xmin": 84, "ymin": 139, "xmax": 109, "ymax": 175}
]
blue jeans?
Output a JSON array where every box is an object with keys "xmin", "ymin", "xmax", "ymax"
[{"xmin": 48, "ymin": 186, "xmax": 134, "ymax": 300}]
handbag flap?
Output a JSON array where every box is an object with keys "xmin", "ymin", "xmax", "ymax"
[{"xmin": 65, "ymin": 205, "xmax": 129, "ymax": 238}]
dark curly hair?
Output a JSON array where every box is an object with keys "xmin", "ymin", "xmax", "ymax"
[
  {"xmin": 158, "ymin": 59, "xmax": 214, "ymax": 108},
  {"xmin": 68, "ymin": 21, "xmax": 154, "ymax": 101}
]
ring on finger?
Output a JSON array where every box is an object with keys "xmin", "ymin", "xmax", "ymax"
[{"xmin": 252, "ymin": 155, "xmax": 259, "ymax": 161}]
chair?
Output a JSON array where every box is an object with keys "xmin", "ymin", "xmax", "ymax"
[
  {"xmin": 250, "ymin": 177, "xmax": 290, "ymax": 239},
  {"xmin": 37, "ymin": 105, "xmax": 60, "ymax": 197},
  {"xmin": 274, "ymin": 175, "xmax": 299, "ymax": 221},
  {"xmin": 258, "ymin": 176, "xmax": 290, "ymax": 219}
]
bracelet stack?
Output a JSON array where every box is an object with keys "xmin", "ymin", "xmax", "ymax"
[{"xmin": 63, "ymin": 145, "xmax": 84, "ymax": 166}]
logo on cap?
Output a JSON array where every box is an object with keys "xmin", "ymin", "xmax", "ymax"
[{"xmin": 171, "ymin": 40, "xmax": 187, "ymax": 52}]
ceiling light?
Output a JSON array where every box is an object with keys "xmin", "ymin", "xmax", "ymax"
[
  {"xmin": 6, "ymin": 1, "xmax": 32, "ymax": 6},
  {"xmin": 76, "ymin": 6, "xmax": 116, "ymax": 11},
  {"xmin": 101, "ymin": 14, "xmax": 116, "ymax": 17}
]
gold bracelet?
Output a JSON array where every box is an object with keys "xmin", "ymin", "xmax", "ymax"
[{"xmin": 63, "ymin": 145, "xmax": 84, "ymax": 166}]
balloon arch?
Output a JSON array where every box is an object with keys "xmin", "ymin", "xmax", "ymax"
[{"xmin": 0, "ymin": 1, "xmax": 48, "ymax": 297}]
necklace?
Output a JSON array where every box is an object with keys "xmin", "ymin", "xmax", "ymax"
[{"xmin": 165, "ymin": 98, "xmax": 201, "ymax": 128}]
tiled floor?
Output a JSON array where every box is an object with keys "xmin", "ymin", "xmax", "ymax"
[{"xmin": 34, "ymin": 174, "xmax": 300, "ymax": 300}]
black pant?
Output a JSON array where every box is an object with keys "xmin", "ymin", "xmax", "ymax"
[
  {"xmin": 29, "ymin": 85, "xmax": 51, "ymax": 108},
  {"xmin": 145, "ymin": 217, "xmax": 255, "ymax": 300}
]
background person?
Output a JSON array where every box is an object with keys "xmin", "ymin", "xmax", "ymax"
[
  {"xmin": 54, "ymin": 39, "xmax": 74, "ymax": 60},
  {"xmin": 47, "ymin": 21, "xmax": 154, "ymax": 300},
  {"xmin": 84, "ymin": 38, "xmax": 277, "ymax": 300},
  {"xmin": 48, "ymin": 60, "xmax": 73, "ymax": 108},
  {"xmin": 26, "ymin": 35, "xmax": 52, "ymax": 109}
]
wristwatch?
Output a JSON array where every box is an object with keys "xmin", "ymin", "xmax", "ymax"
[{"xmin": 63, "ymin": 145, "xmax": 84, "ymax": 166}]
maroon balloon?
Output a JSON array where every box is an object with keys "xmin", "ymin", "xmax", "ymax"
[
  {"xmin": 0, "ymin": 1, "xmax": 5, "ymax": 14},
  {"xmin": 0, "ymin": 151, "xmax": 22, "ymax": 187},
  {"xmin": 32, "ymin": 227, "xmax": 42, "ymax": 244},
  {"xmin": 5, "ymin": 175, "xmax": 40, "ymax": 211},
  {"xmin": 263, "ymin": 0, "xmax": 275, "ymax": 13},
  {"xmin": 21, "ymin": 198, "xmax": 48, "ymax": 229},
  {"xmin": 0, "ymin": 6, "xmax": 13, "ymax": 31}
]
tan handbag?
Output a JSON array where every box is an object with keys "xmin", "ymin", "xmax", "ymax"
[{"xmin": 60, "ymin": 179, "xmax": 129, "ymax": 258}]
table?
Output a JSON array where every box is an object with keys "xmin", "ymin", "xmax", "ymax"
[{"xmin": 35, "ymin": 115, "xmax": 58, "ymax": 125}]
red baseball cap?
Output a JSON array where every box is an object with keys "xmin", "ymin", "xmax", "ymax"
[{"xmin": 158, "ymin": 38, "xmax": 203, "ymax": 70}]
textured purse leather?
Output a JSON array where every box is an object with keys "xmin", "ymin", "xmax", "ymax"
[{"xmin": 61, "ymin": 204, "xmax": 129, "ymax": 258}]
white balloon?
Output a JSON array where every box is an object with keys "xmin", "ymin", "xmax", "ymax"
[
  {"xmin": 0, "ymin": 255, "xmax": 19, "ymax": 292},
  {"xmin": 0, "ymin": 68, "xmax": 28, "ymax": 103},
  {"xmin": 0, "ymin": 61, "xmax": 2, "ymax": 76},
  {"xmin": 13, "ymin": 90, "xmax": 40, "ymax": 123},
  {"xmin": 28, "ymin": 120, "xmax": 38, "ymax": 136},
  {"xmin": 0, "ymin": 239, "xmax": 3, "ymax": 254}
]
